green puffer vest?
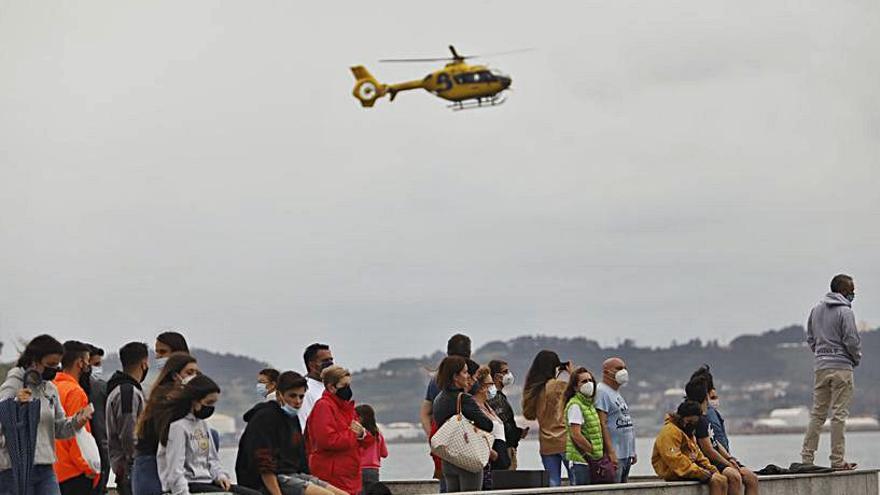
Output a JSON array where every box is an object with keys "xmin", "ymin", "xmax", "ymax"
[{"xmin": 565, "ymin": 393, "xmax": 604, "ymax": 463}]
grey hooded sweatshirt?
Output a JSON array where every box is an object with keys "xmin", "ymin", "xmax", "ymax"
[
  {"xmin": 157, "ymin": 413, "xmax": 229, "ymax": 495},
  {"xmin": 0, "ymin": 367, "xmax": 80, "ymax": 470},
  {"xmin": 807, "ymin": 292, "xmax": 863, "ymax": 371}
]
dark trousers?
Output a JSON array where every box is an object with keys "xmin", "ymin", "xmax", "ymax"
[
  {"xmin": 60, "ymin": 475, "xmax": 93, "ymax": 495},
  {"xmin": 188, "ymin": 482, "xmax": 262, "ymax": 495}
]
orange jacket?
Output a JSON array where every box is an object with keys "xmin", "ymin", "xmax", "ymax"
[{"xmin": 53, "ymin": 372, "xmax": 98, "ymax": 484}]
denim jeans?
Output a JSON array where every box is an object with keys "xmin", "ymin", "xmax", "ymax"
[
  {"xmin": 0, "ymin": 465, "xmax": 63, "ymax": 495},
  {"xmin": 616, "ymin": 456, "xmax": 633, "ymax": 483},
  {"xmin": 570, "ymin": 463, "xmax": 592, "ymax": 486},
  {"xmin": 540, "ymin": 453, "xmax": 570, "ymax": 487},
  {"xmin": 131, "ymin": 455, "xmax": 163, "ymax": 495}
]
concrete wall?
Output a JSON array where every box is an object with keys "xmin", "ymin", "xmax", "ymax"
[{"xmin": 382, "ymin": 470, "xmax": 879, "ymax": 495}]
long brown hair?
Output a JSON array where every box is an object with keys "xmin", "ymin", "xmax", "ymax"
[
  {"xmin": 154, "ymin": 374, "xmax": 220, "ymax": 446},
  {"xmin": 137, "ymin": 352, "xmax": 197, "ymax": 439},
  {"xmin": 563, "ymin": 367, "xmax": 596, "ymax": 404},
  {"xmin": 522, "ymin": 350, "xmax": 562, "ymax": 419},
  {"xmin": 355, "ymin": 404, "xmax": 380, "ymax": 437}
]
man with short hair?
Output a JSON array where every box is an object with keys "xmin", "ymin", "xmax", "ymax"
[
  {"xmin": 487, "ymin": 360, "xmax": 528, "ymax": 470},
  {"xmin": 85, "ymin": 344, "xmax": 109, "ymax": 495},
  {"xmin": 106, "ymin": 342, "xmax": 150, "ymax": 495},
  {"xmin": 299, "ymin": 343, "xmax": 334, "ymax": 433},
  {"xmin": 801, "ymin": 274, "xmax": 863, "ymax": 470},
  {"xmin": 54, "ymin": 341, "xmax": 99, "ymax": 495},
  {"xmin": 236, "ymin": 371, "xmax": 345, "ymax": 495},
  {"xmin": 594, "ymin": 357, "xmax": 636, "ymax": 483}
]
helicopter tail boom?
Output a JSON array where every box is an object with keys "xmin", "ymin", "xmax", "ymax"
[{"xmin": 350, "ymin": 66, "xmax": 387, "ymax": 107}]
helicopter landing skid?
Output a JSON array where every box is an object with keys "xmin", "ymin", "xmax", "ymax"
[{"xmin": 448, "ymin": 94, "xmax": 507, "ymax": 111}]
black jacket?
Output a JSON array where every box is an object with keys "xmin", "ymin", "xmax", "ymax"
[
  {"xmin": 488, "ymin": 390, "xmax": 525, "ymax": 448},
  {"xmin": 235, "ymin": 401, "xmax": 308, "ymax": 490},
  {"xmin": 432, "ymin": 388, "xmax": 493, "ymax": 433}
]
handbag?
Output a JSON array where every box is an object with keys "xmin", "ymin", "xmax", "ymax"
[
  {"xmin": 75, "ymin": 427, "xmax": 102, "ymax": 474},
  {"xmin": 588, "ymin": 456, "xmax": 617, "ymax": 484},
  {"xmin": 430, "ymin": 393, "xmax": 493, "ymax": 473}
]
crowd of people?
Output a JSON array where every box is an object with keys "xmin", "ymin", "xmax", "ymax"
[
  {"xmin": 0, "ymin": 334, "xmax": 390, "ymax": 495},
  {"xmin": 0, "ymin": 274, "xmax": 862, "ymax": 495}
]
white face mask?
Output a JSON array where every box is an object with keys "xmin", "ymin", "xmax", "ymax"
[
  {"xmin": 709, "ymin": 398, "xmax": 721, "ymax": 409},
  {"xmin": 502, "ymin": 372, "xmax": 514, "ymax": 387},
  {"xmin": 256, "ymin": 383, "xmax": 268, "ymax": 398},
  {"xmin": 615, "ymin": 369, "xmax": 629, "ymax": 386},
  {"xmin": 579, "ymin": 382, "xmax": 595, "ymax": 397},
  {"xmin": 487, "ymin": 385, "xmax": 498, "ymax": 400},
  {"xmin": 91, "ymin": 366, "xmax": 103, "ymax": 379}
]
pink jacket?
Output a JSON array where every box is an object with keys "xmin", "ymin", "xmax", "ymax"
[{"xmin": 358, "ymin": 432, "xmax": 388, "ymax": 470}]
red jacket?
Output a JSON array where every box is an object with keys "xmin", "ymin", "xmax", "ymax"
[
  {"xmin": 53, "ymin": 372, "xmax": 98, "ymax": 484},
  {"xmin": 306, "ymin": 390, "xmax": 373, "ymax": 495}
]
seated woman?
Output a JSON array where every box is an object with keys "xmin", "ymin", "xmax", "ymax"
[
  {"xmin": 156, "ymin": 374, "xmax": 259, "ymax": 495},
  {"xmin": 652, "ymin": 400, "xmax": 729, "ymax": 495},
  {"xmin": 236, "ymin": 371, "xmax": 346, "ymax": 495},
  {"xmin": 564, "ymin": 367, "xmax": 604, "ymax": 485}
]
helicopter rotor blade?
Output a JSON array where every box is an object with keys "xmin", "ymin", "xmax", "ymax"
[{"xmin": 379, "ymin": 57, "xmax": 456, "ymax": 63}]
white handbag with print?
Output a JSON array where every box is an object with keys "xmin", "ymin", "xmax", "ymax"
[{"xmin": 430, "ymin": 393, "xmax": 493, "ymax": 473}]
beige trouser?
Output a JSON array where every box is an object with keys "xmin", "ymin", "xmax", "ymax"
[
  {"xmin": 508, "ymin": 447, "xmax": 518, "ymax": 470},
  {"xmin": 801, "ymin": 368, "xmax": 854, "ymax": 466}
]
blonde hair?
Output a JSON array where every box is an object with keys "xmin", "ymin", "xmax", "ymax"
[
  {"xmin": 321, "ymin": 365, "xmax": 350, "ymax": 387},
  {"xmin": 475, "ymin": 366, "xmax": 492, "ymax": 389}
]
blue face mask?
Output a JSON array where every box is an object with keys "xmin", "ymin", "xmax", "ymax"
[
  {"xmin": 281, "ymin": 403, "xmax": 299, "ymax": 418},
  {"xmin": 155, "ymin": 357, "xmax": 169, "ymax": 370},
  {"xmin": 256, "ymin": 383, "xmax": 268, "ymax": 398},
  {"xmin": 846, "ymin": 293, "xmax": 855, "ymax": 302}
]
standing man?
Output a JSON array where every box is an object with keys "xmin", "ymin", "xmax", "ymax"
[
  {"xmin": 801, "ymin": 274, "xmax": 863, "ymax": 470},
  {"xmin": 487, "ymin": 359, "xmax": 528, "ymax": 470},
  {"xmin": 86, "ymin": 344, "xmax": 110, "ymax": 495},
  {"xmin": 594, "ymin": 357, "xmax": 636, "ymax": 483},
  {"xmin": 106, "ymin": 342, "xmax": 150, "ymax": 495},
  {"xmin": 299, "ymin": 343, "xmax": 334, "ymax": 433},
  {"xmin": 54, "ymin": 341, "xmax": 99, "ymax": 495}
]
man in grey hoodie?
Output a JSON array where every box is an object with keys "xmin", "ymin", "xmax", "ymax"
[{"xmin": 800, "ymin": 274, "xmax": 862, "ymax": 470}]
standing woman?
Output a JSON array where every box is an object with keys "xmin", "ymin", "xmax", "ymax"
[
  {"xmin": 156, "ymin": 375, "xmax": 258, "ymax": 495},
  {"xmin": 0, "ymin": 335, "xmax": 92, "ymax": 495},
  {"xmin": 133, "ymin": 354, "xmax": 199, "ymax": 495},
  {"xmin": 472, "ymin": 367, "xmax": 510, "ymax": 490},
  {"xmin": 564, "ymin": 368, "xmax": 604, "ymax": 486},
  {"xmin": 153, "ymin": 333, "xmax": 189, "ymax": 370},
  {"xmin": 432, "ymin": 357, "xmax": 494, "ymax": 493},
  {"xmin": 306, "ymin": 366, "xmax": 372, "ymax": 495},
  {"xmin": 522, "ymin": 350, "xmax": 572, "ymax": 487}
]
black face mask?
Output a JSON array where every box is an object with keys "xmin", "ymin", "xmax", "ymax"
[
  {"xmin": 41, "ymin": 367, "xmax": 59, "ymax": 382},
  {"xmin": 194, "ymin": 405, "xmax": 215, "ymax": 420},
  {"xmin": 681, "ymin": 422, "xmax": 696, "ymax": 436},
  {"xmin": 335, "ymin": 385, "xmax": 353, "ymax": 401},
  {"xmin": 79, "ymin": 365, "xmax": 93, "ymax": 395},
  {"xmin": 320, "ymin": 359, "xmax": 334, "ymax": 370},
  {"xmin": 140, "ymin": 366, "xmax": 150, "ymax": 383}
]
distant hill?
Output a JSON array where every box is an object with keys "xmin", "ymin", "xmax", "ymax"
[{"xmin": 2, "ymin": 326, "xmax": 876, "ymax": 432}]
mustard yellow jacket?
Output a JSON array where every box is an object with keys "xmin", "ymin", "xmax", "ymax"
[{"xmin": 651, "ymin": 415, "xmax": 718, "ymax": 481}]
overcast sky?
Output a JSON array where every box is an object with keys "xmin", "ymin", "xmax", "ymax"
[{"xmin": 1, "ymin": 1, "xmax": 878, "ymax": 371}]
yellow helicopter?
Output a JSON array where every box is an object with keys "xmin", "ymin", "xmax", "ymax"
[{"xmin": 350, "ymin": 46, "xmax": 519, "ymax": 110}]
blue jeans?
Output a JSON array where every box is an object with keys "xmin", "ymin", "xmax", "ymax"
[
  {"xmin": 132, "ymin": 455, "xmax": 163, "ymax": 495},
  {"xmin": 570, "ymin": 463, "xmax": 591, "ymax": 486},
  {"xmin": 540, "ymin": 453, "xmax": 570, "ymax": 487},
  {"xmin": 616, "ymin": 456, "xmax": 633, "ymax": 483},
  {"xmin": 0, "ymin": 465, "xmax": 63, "ymax": 495}
]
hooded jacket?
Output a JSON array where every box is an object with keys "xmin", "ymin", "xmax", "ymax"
[
  {"xmin": 53, "ymin": 371, "xmax": 98, "ymax": 483},
  {"xmin": 651, "ymin": 415, "xmax": 717, "ymax": 481},
  {"xmin": 807, "ymin": 292, "xmax": 862, "ymax": 370},
  {"xmin": 0, "ymin": 367, "xmax": 79, "ymax": 471},
  {"xmin": 306, "ymin": 390, "xmax": 373, "ymax": 495},
  {"xmin": 157, "ymin": 413, "xmax": 229, "ymax": 495},
  {"xmin": 235, "ymin": 400, "xmax": 308, "ymax": 491},
  {"xmin": 105, "ymin": 371, "xmax": 145, "ymax": 476}
]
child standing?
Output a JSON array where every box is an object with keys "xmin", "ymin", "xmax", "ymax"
[{"xmin": 355, "ymin": 405, "xmax": 388, "ymax": 494}]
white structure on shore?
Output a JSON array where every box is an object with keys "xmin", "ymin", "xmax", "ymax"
[{"xmin": 754, "ymin": 407, "xmax": 879, "ymax": 430}]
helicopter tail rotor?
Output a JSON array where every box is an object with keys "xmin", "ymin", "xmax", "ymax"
[{"xmin": 350, "ymin": 66, "xmax": 387, "ymax": 107}]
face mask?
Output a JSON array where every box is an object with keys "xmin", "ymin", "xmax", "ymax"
[
  {"xmin": 40, "ymin": 366, "xmax": 59, "ymax": 382},
  {"xmin": 194, "ymin": 405, "xmax": 215, "ymax": 420},
  {"xmin": 615, "ymin": 369, "xmax": 629, "ymax": 386},
  {"xmin": 281, "ymin": 403, "xmax": 300, "ymax": 418},
  {"xmin": 181, "ymin": 374, "xmax": 197, "ymax": 385},
  {"xmin": 502, "ymin": 373, "xmax": 514, "ymax": 387},
  {"xmin": 846, "ymin": 293, "xmax": 855, "ymax": 302},
  {"xmin": 579, "ymin": 382, "xmax": 595, "ymax": 398},
  {"xmin": 320, "ymin": 359, "xmax": 334, "ymax": 370},
  {"xmin": 155, "ymin": 357, "xmax": 169, "ymax": 370},
  {"xmin": 91, "ymin": 366, "xmax": 103, "ymax": 379},
  {"xmin": 709, "ymin": 399, "xmax": 720, "ymax": 409},
  {"xmin": 256, "ymin": 383, "xmax": 268, "ymax": 398},
  {"xmin": 140, "ymin": 365, "xmax": 150, "ymax": 383},
  {"xmin": 487, "ymin": 385, "xmax": 498, "ymax": 400},
  {"xmin": 335, "ymin": 385, "xmax": 353, "ymax": 401}
]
